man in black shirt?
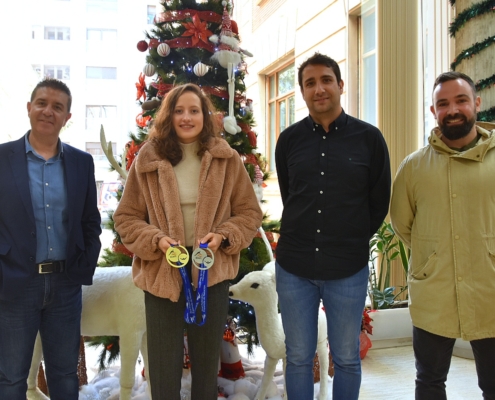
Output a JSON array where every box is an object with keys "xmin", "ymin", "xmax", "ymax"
[{"xmin": 275, "ymin": 53, "xmax": 391, "ymax": 400}]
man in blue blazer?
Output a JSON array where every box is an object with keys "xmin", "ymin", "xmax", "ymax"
[{"xmin": 0, "ymin": 78, "xmax": 101, "ymax": 399}]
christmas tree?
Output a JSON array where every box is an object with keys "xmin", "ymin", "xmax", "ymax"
[{"xmin": 94, "ymin": 0, "xmax": 279, "ymax": 364}]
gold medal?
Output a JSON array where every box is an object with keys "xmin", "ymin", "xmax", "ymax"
[{"xmin": 166, "ymin": 245, "xmax": 189, "ymax": 268}]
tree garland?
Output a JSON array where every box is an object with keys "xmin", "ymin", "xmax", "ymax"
[
  {"xmin": 451, "ymin": 35, "xmax": 495, "ymax": 70},
  {"xmin": 478, "ymin": 106, "xmax": 495, "ymax": 122},
  {"xmin": 475, "ymin": 73, "xmax": 495, "ymax": 92},
  {"xmin": 449, "ymin": 0, "xmax": 495, "ymax": 37}
]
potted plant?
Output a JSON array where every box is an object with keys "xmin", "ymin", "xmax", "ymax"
[
  {"xmin": 368, "ymin": 221, "xmax": 409, "ymax": 309},
  {"xmin": 366, "ymin": 221, "xmax": 413, "ymax": 348}
]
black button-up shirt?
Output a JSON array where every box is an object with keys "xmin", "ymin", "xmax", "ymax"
[{"xmin": 275, "ymin": 111, "xmax": 391, "ymax": 280}]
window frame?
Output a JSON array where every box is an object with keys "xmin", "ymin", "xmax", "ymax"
[
  {"xmin": 358, "ymin": 6, "xmax": 377, "ymax": 126},
  {"xmin": 85, "ymin": 105, "xmax": 118, "ymax": 130},
  {"xmin": 86, "ymin": 66, "xmax": 117, "ymax": 80},
  {"xmin": 147, "ymin": 5, "xmax": 156, "ymax": 25},
  {"xmin": 266, "ymin": 62, "xmax": 296, "ymax": 171},
  {"xmin": 44, "ymin": 65, "xmax": 71, "ymax": 80},
  {"xmin": 44, "ymin": 26, "xmax": 70, "ymax": 41}
]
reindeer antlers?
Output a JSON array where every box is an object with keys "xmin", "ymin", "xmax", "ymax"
[{"xmin": 100, "ymin": 124, "xmax": 128, "ymax": 182}]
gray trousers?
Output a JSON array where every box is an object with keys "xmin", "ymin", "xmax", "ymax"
[{"xmin": 144, "ymin": 278, "xmax": 230, "ymax": 400}]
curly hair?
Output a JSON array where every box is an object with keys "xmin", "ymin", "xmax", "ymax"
[{"xmin": 148, "ymin": 83, "xmax": 222, "ymax": 165}]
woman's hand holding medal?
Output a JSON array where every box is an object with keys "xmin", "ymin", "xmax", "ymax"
[
  {"xmin": 158, "ymin": 236, "xmax": 179, "ymax": 254},
  {"xmin": 198, "ymin": 232, "xmax": 224, "ymax": 252}
]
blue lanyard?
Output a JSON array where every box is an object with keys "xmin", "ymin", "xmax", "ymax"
[
  {"xmin": 167, "ymin": 243, "xmax": 212, "ymax": 326},
  {"xmin": 179, "ymin": 264, "xmax": 207, "ymax": 326},
  {"xmin": 185, "ymin": 243, "xmax": 211, "ymax": 326}
]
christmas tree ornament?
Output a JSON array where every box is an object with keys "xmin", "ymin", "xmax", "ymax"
[
  {"xmin": 181, "ymin": 14, "xmax": 213, "ymax": 46},
  {"xmin": 219, "ymin": 320, "xmax": 245, "ymax": 380},
  {"xmin": 135, "ymin": 73, "xmax": 146, "ymax": 101},
  {"xmin": 209, "ymin": 2, "xmax": 246, "ymax": 134},
  {"xmin": 193, "ymin": 62, "xmax": 209, "ymax": 76},
  {"xmin": 157, "ymin": 42, "xmax": 171, "ymax": 57},
  {"xmin": 137, "ymin": 40, "xmax": 148, "ymax": 52},
  {"xmin": 143, "ymin": 63, "xmax": 156, "ymax": 77},
  {"xmin": 141, "ymin": 97, "xmax": 162, "ymax": 111}
]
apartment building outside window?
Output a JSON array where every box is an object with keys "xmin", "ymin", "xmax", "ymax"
[
  {"xmin": 44, "ymin": 65, "xmax": 70, "ymax": 80},
  {"xmin": 87, "ymin": 0, "xmax": 118, "ymax": 13},
  {"xmin": 86, "ymin": 141, "xmax": 116, "ymax": 160},
  {"xmin": 87, "ymin": 28, "xmax": 117, "ymax": 42},
  {"xmin": 86, "ymin": 105, "xmax": 117, "ymax": 131},
  {"xmin": 147, "ymin": 5, "xmax": 156, "ymax": 25},
  {"xmin": 44, "ymin": 27, "xmax": 70, "ymax": 41},
  {"xmin": 86, "ymin": 67, "xmax": 117, "ymax": 79},
  {"xmin": 267, "ymin": 63, "xmax": 296, "ymax": 171},
  {"xmin": 86, "ymin": 28, "xmax": 117, "ymax": 51}
]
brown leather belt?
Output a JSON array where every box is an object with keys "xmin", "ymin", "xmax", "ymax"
[{"xmin": 38, "ymin": 261, "xmax": 65, "ymax": 274}]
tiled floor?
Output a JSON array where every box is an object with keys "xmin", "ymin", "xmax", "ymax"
[{"xmin": 360, "ymin": 346, "xmax": 480, "ymax": 400}]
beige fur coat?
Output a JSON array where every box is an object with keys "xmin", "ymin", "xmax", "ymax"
[{"xmin": 113, "ymin": 137, "xmax": 263, "ymax": 301}]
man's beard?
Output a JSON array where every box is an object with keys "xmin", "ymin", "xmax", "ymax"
[{"xmin": 439, "ymin": 113, "xmax": 476, "ymax": 141}]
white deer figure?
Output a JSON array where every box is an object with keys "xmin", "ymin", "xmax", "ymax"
[
  {"xmin": 26, "ymin": 266, "xmax": 149, "ymax": 400},
  {"xmin": 228, "ymin": 261, "xmax": 329, "ymax": 400}
]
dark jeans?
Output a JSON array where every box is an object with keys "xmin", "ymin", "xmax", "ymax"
[
  {"xmin": 145, "ymin": 278, "xmax": 230, "ymax": 400},
  {"xmin": 0, "ymin": 273, "xmax": 82, "ymax": 400},
  {"xmin": 413, "ymin": 326, "xmax": 495, "ymax": 400}
]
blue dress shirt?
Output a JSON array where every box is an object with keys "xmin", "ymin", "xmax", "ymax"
[{"xmin": 25, "ymin": 133, "xmax": 68, "ymax": 263}]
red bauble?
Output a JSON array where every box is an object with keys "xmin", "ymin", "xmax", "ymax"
[{"xmin": 137, "ymin": 40, "xmax": 148, "ymax": 52}]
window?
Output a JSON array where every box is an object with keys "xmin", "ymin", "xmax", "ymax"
[
  {"xmin": 359, "ymin": 5, "xmax": 377, "ymax": 126},
  {"xmin": 44, "ymin": 27, "xmax": 70, "ymax": 41},
  {"xmin": 87, "ymin": 28, "xmax": 117, "ymax": 42},
  {"xmin": 87, "ymin": 0, "xmax": 117, "ymax": 13},
  {"xmin": 86, "ymin": 105, "xmax": 117, "ymax": 131},
  {"xmin": 44, "ymin": 65, "xmax": 70, "ymax": 80},
  {"xmin": 86, "ymin": 67, "xmax": 117, "ymax": 79},
  {"xmin": 147, "ymin": 5, "xmax": 156, "ymax": 24},
  {"xmin": 86, "ymin": 29, "xmax": 117, "ymax": 51},
  {"xmin": 32, "ymin": 25, "xmax": 42, "ymax": 39},
  {"xmin": 86, "ymin": 142, "xmax": 116, "ymax": 160},
  {"xmin": 267, "ymin": 63, "xmax": 296, "ymax": 170},
  {"xmin": 32, "ymin": 64, "xmax": 42, "ymax": 77}
]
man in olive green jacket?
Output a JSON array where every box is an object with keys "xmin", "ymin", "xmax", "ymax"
[{"xmin": 391, "ymin": 71, "xmax": 495, "ymax": 400}]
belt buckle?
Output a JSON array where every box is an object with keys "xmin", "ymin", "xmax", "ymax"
[{"xmin": 39, "ymin": 263, "xmax": 53, "ymax": 274}]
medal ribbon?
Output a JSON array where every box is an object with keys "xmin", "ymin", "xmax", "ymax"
[
  {"xmin": 166, "ymin": 243, "xmax": 213, "ymax": 326},
  {"xmin": 185, "ymin": 242, "xmax": 213, "ymax": 326}
]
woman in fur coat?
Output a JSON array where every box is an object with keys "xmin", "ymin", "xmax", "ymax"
[{"xmin": 113, "ymin": 83, "xmax": 263, "ymax": 400}]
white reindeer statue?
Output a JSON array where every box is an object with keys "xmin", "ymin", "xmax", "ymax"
[
  {"xmin": 26, "ymin": 266, "xmax": 149, "ymax": 400},
  {"xmin": 228, "ymin": 261, "xmax": 329, "ymax": 400}
]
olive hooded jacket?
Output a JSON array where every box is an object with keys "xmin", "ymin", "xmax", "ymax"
[{"xmin": 390, "ymin": 122, "xmax": 495, "ymax": 341}]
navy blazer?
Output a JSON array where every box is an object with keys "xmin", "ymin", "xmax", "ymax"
[{"xmin": 0, "ymin": 134, "xmax": 102, "ymax": 300}]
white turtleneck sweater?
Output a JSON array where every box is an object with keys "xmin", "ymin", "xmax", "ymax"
[{"xmin": 173, "ymin": 141, "xmax": 201, "ymax": 247}]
